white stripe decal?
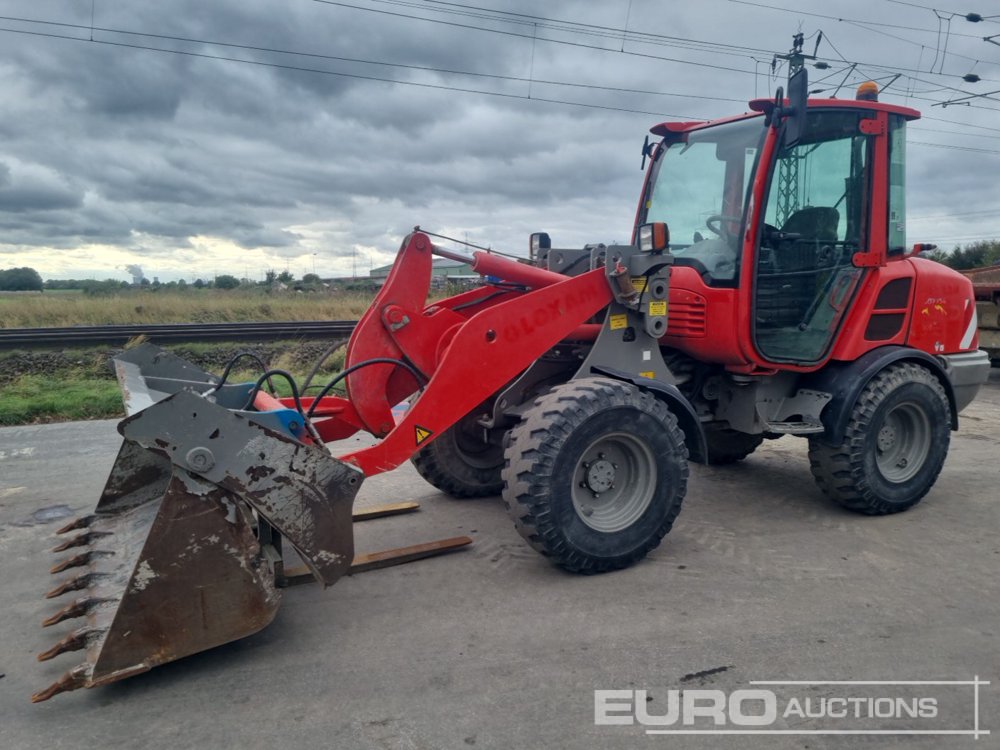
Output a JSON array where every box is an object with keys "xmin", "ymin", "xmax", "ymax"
[{"xmin": 960, "ymin": 305, "xmax": 978, "ymax": 350}]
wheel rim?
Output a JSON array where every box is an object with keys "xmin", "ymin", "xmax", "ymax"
[
  {"xmin": 874, "ymin": 401, "xmax": 932, "ymax": 483},
  {"xmin": 571, "ymin": 432, "xmax": 657, "ymax": 533}
]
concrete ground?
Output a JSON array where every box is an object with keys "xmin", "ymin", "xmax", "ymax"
[{"xmin": 1, "ymin": 372, "xmax": 997, "ymax": 750}]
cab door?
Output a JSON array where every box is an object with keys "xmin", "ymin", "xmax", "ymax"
[{"xmin": 752, "ymin": 110, "xmax": 877, "ymax": 364}]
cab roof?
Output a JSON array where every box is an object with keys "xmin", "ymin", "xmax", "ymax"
[{"xmin": 649, "ymin": 97, "xmax": 921, "ymax": 137}]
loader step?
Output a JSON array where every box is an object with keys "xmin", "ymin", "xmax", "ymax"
[{"xmin": 764, "ymin": 420, "xmax": 825, "ymax": 435}]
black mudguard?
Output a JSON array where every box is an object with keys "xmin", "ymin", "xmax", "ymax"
[{"xmin": 801, "ymin": 345, "xmax": 958, "ymax": 446}]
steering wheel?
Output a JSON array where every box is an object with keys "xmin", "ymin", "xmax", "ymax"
[{"xmin": 705, "ymin": 214, "xmax": 742, "ymax": 237}]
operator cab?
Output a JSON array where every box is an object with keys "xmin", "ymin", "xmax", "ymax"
[{"xmin": 638, "ymin": 85, "xmax": 917, "ymax": 367}]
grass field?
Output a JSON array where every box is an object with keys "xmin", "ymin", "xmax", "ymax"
[
  {"xmin": 0, "ymin": 341, "xmax": 349, "ymax": 426},
  {"xmin": 0, "ymin": 286, "xmax": 372, "ymax": 424},
  {"xmin": 0, "ymin": 375, "xmax": 124, "ymax": 424},
  {"xmin": 0, "ymin": 288, "xmax": 375, "ymax": 328}
]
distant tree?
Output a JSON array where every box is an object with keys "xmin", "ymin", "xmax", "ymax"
[
  {"xmin": 192, "ymin": 278, "xmax": 206, "ymax": 289},
  {"xmin": 943, "ymin": 240, "xmax": 1000, "ymax": 270},
  {"xmin": 214, "ymin": 274, "xmax": 241, "ymax": 289},
  {"xmin": 82, "ymin": 279, "xmax": 128, "ymax": 296},
  {"xmin": 263, "ymin": 269, "xmax": 277, "ymax": 285},
  {"xmin": 140, "ymin": 277, "xmax": 151, "ymax": 287},
  {"xmin": 45, "ymin": 279, "xmax": 132, "ymax": 291},
  {"xmin": 302, "ymin": 273, "xmax": 322, "ymax": 285},
  {"xmin": 0, "ymin": 266, "xmax": 43, "ymax": 291},
  {"xmin": 919, "ymin": 246, "xmax": 950, "ymax": 264},
  {"xmin": 176, "ymin": 278, "xmax": 187, "ymax": 289},
  {"xmin": 277, "ymin": 270, "xmax": 295, "ymax": 284}
]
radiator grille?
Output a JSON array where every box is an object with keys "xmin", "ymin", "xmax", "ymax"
[{"xmin": 666, "ymin": 293, "xmax": 707, "ymax": 337}]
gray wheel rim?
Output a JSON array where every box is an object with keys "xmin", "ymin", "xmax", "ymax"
[
  {"xmin": 571, "ymin": 432, "xmax": 657, "ymax": 533},
  {"xmin": 874, "ymin": 401, "xmax": 932, "ymax": 483}
]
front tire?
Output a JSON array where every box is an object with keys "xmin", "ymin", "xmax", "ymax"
[
  {"xmin": 808, "ymin": 363, "xmax": 951, "ymax": 514},
  {"xmin": 501, "ymin": 378, "xmax": 688, "ymax": 573}
]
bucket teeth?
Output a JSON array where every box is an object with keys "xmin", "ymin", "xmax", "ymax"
[
  {"xmin": 52, "ymin": 531, "xmax": 110, "ymax": 553},
  {"xmin": 45, "ymin": 573, "xmax": 101, "ymax": 599},
  {"xmin": 55, "ymin": 515, "xmax": 95, "ymax": 535},
  {"xmin": 50, "ymin": 550, "xmax": 111, "ymax": 574},
  {"xmin": 31, "ymin": 665, "xmax": 89, "ymax": 703},
  {"xmin": 41, "ymin": 597, "xmax": 113, "ymax": 627},
  {"xmin": 37, "ymin": 627, "xmax": 102, "ymax": 662},
  {"xmin": 28, "ymin": 368, "xmax": 365, "ymax": 702}
]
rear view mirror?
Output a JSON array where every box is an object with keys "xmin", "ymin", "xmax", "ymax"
[{"xmin": 782, "ymin": 66, "xmax": 808, "ymax": 149}]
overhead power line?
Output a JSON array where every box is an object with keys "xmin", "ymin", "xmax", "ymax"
[
  {"xmin": 912, "ymin": 125, "xmax": 1000, "ymax": 140},
  {"xmin": 909, "ymin": 207, "xmax": 1000, "ymax": 219},
  {"xmin": 312, "ymin": 0, "xmax": 1000, "ymax": 111},
  {"xmin": 882, "ymin": 0, "xmax": 1000, "ymax": 24},
  {"xmin": 380, "ymin": 0, "xmax": 778, "ymax": 57},
  {"xmin": 0, "ymin": 15, "xmax": 743, "ymax": 105},
  {"xmin": 910, "ymin": 139, "xmax": 1000, "ymax": 154},
  {"xmin": 923, "ymin": 114, "xmax": 1000, "ymax": 133},
  {"xmin": 3, "ymin": 6, "xmax": 998, "ymax": 152},
  {"xmin": 729, "ymin": 0, "xmax": 983, "ymax": 38},
  {"xmin": 312, "ymin": 0, "xmax": 765, "ymax": 78},
  {"xmin": 727, "ymin": 0, "xmax": 997, "ymax": 74}
]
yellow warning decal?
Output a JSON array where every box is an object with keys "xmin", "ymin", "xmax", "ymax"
[
  {"xmin": 609, "ymin": 313, "xmax": 628, "ymax": 330},
  {"xmin": 639, "ymin": 371, "xmax": 655, "ymax": 379},
  {"xmin": 649, "ymin": 300, "xmax": 667, "ymax": 316},
  {"xmin": 630, "ymin": 277, "xmax": 647, "ymax": 292},
  {"xmin": 415, "ymin": 426, "xmax": 434, "ymax": 445}
]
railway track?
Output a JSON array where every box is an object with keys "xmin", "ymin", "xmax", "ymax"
[{"xmin": 0, "ymin": 321, "xmax": 358, "ymax": 350}]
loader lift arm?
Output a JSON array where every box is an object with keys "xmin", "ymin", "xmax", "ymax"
[{"xmin": 295, "ymin": 230, "xmax": 615, "ymax": 476}]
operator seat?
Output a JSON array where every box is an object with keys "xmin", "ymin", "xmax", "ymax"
[
  {"xmin": 780, "ymin": 206, "xmax": 839, "ymax": 243},
  {"xmin": 757, "ymin": 206, "xmax": 840, "ymax": 330}
]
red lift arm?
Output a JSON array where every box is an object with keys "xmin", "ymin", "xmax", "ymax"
[{"xmin": 293, "ymin": 231, "xmax": 613, "ymax": 477}]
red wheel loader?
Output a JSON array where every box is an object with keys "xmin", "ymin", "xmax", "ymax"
[{"xmin": 34, "ymin": 57, "xmax": 990, "ymax": 702}]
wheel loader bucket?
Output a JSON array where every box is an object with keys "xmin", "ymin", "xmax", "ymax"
[{"xmin": 34, "ymin": 348, "xmax": 363, "ymax": 702}]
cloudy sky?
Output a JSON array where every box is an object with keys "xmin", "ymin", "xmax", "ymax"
[{"xmin": 0, "ymin": 0, "xmax": 998, "ymax": 282}]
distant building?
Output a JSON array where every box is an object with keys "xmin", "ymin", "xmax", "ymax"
[{"xmin": 369, "ymin": 258, "xmax": 477, "ymax": 286}]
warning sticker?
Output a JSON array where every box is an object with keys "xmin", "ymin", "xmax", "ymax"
[
  {"xmin": 630, "ymin": 277, "xmax": 647, "ymax": 292},
  {"xmin": 639, "ymin": 371, "xmax": 655, "ymax": 379},
  {"xmin": 415, "ymin": 426, "xmax": 434, "ymax": 445},
  {"xmin": 648, "ymin": 300, "xmax": 667, "ymax": 316},
  {"xmin": 609, "ymin": 313, "xmax": 628, "ymax": 330}
]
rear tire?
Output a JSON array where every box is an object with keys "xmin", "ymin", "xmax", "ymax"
[
  {"xmin": 808, "ymin": 363, "xmax": 950, "ymax": 514},
  {"xmin": 501, "ymin": 378, "xmax": 688, "ymax": 573},
  {"xmin": 411, "ymin": 419, "xmax": 504, "ymax": 498},
  {"xmin": 705, "ymin": 427, "xmax": 763, "ymax": 465}
]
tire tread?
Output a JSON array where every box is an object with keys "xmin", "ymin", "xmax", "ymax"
[
  {"xmin": 501, "ymin": 378, "xmax": 688, "ymax": 573},
  {"xmin": 807, "ymin": 362, "xmax": 949, "ymax": 514}
]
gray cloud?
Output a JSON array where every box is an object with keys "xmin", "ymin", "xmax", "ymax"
[
  {"xmin": 0, "ymin": 161, "xmax": 83, "ymax": 213},
  {"xmin": 0, "ymin": 0, "xmax": 997, "ymax": 279}
]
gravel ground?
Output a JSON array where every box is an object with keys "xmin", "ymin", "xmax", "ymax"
[{"xmin": 0, "ymin": 371, "xmax": 997, "ymax": 749}]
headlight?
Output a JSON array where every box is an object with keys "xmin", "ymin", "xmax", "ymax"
[{"xmin": 637, "ymin": 222, "xmax": 669, "ymax": 253}]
